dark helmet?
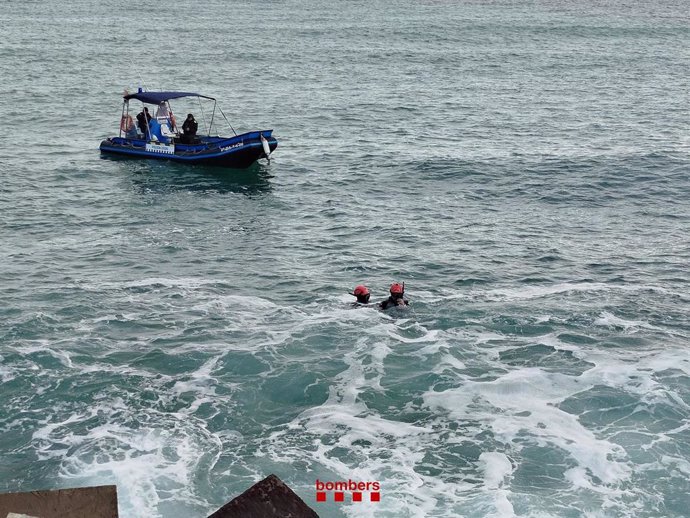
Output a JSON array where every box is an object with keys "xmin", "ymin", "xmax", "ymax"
[{"xmin": 390, "ymin": 283, "xmax": 404, "ymax": 295}]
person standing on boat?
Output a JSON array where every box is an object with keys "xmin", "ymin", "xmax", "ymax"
[
  {"xmin": 182, "ymin": 113, "xmax": 198, "ymax": 143},
  {"xmin": 136, "ymin": 107, "xmax": 152, "ymax": 136},
  {"xmin": 379, "ymin": 283, "xmax": 409, "ymax": 310}
]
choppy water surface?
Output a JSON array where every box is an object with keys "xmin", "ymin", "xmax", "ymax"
[{"xmin": 1, "ymin": 1, "xmax": 689, "ymax": 517}]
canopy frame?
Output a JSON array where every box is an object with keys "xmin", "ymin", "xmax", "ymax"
[{"xmin": 120, "ymin": 90, "xmax": 223, "ymax": 140}]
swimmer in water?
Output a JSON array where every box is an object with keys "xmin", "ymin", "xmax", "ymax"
[
  {"xmin": 379, "ymin": 282, "xmax": 409, "ymax": 310},
  {"xmin": 350, "ymin": 285, "xmax": 371, "ymax": 306}
]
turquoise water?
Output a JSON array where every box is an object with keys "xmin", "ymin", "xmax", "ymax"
[{"xmin": 1, "ymin": 1, "xmax": 689, "ymax": 517}]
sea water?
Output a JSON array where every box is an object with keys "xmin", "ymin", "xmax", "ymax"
[{"xmin": 1, "ymin": 1, "xmax": 689, "ymax": 517}]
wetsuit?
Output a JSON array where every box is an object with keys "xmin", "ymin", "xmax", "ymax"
[{"xmin": 379, "ymin": 296, "xmax": 409, "ymax": 310}]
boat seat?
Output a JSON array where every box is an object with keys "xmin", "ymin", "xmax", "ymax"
[{"xmin": 160, "ymin": 124, "xmax": 176, "ymax": 138}]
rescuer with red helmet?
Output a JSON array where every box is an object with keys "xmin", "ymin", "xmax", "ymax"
[
  {"xmin": 350, "ymin": 284, "xmax": 371, "ymax": 305},
  {"xmin": 379, "ymin": 282, "xmax": 409, "ymax": 310}
]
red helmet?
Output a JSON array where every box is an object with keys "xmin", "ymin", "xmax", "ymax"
[
  {"xmin": 353, "ymin": 285, "xmax": 370, "ymax": 296},
  {"xmin": 390, "ymin": 283, "xmax": 404, "ymax": 295}
]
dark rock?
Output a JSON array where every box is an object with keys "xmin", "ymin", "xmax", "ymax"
[
  {"xmin": 208, "ymin": 474, "xmax": 319, "ymax": 518},
  {"xmin": 0, "ymin": 485, "xmax": 118, "ymax": 518}
]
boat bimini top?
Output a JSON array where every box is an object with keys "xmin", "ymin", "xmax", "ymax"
[{"xmin": 123, "ymin": 91, "xmax": 216, "ymax": 104}]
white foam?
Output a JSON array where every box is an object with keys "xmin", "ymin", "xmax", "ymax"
[
  {"xmin": 660, "ymin": 455, "xmax": 690, "ymax": 477},
  {"xmin": 424, "ymin": 368, "xmax": 632, "ymax": 485},
  {"xmin": 92, "ymin": 313, "xmax": 140, "ymax": 323},
  {"xmin": 43, "ymin": 408, "xmax": 222, "ymax": 518},
  {"xmin": 79, "ymin": 276, "xmax": 226, "ymax": 293},
  {"xmin": 433, "ymin": 353, "xmax": 466, "ymax": 374},
  {"xmin": 0, "ymin": 362, "xmax": 15, "ymax": 383},
  {"xmin": 192, "ymin": 294, "xmax": 278, "ymax": 313},
  {"xmin": 480, "ymin": 282, "xmax": 613, "ymax": 301},
  {"xmin": 33, "ymin": 411, "xmax": 87, "ymax": 444},
  {"xmin": 12, "ymin": 342, "xmax": 74, "ymax": 368},
  {"xmin": 534, "ymin": 332, "xmax": 583, "ymax": 353},
  {"xmin": 564, "ymin": 466, "xmax": 591, "ymax": 489},
  {"xmin": 263, "ymin": 320, "xmax": 470, "ymax": 518},
  {"xmin": 470, "ymin": 282, "xmax": 678, "ymax": 303},
  {"xmin": 479, "ymin": 452, "xmax": 513, "ymax": 490},
  {"xmin": 170, "ymin": 356, "xmax": 226, "ymax": 415},
  {"xmin": 593, "ymin": 311, "xmax": 659, "ymax": 331}
]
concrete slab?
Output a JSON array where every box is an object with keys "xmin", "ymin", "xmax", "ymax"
[{"xmin": 0, "ymin": 485, "xmax": 118, "ymax": 518}]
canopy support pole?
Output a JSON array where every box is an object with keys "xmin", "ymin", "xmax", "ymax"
[
  {"xmin": 217, "ymin": 106, "xmax": 237, "ymax": 136},
  {"xmin": 119, "ymin": 101, "xmax": 126, "ymax": 138},
  {"xmin": 197, "ymin": 97, "xmax": 208, "ymax": 136}
]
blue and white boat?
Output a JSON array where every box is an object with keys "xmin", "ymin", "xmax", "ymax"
[{"xmin": 100, "ymin": 90, "xmax": 277, "ymax": 168}]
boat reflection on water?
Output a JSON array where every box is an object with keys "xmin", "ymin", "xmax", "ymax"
[{"xmin": 122, "ymin": 160, "xmax": 274, "ymax": 197}]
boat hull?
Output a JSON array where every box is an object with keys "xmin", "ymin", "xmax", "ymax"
[{"xmin": 99, "ymin": 130, "xmax": 277, "ymax": 169}]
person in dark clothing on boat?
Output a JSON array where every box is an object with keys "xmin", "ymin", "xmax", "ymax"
[
  {"xmin": 181, "ymin": 113, "xmax": 198, "ymax": 143},
  {"xmin": 136, "ymin": 107, "xmax": 152, "ymax": 136},
  {"xmin": 350, "ymin": 285, "xmax": 371, "ymax": 306},
  {"xmin": 379, "ymin": 283, "xmax": 409, "ymax": 310}
]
